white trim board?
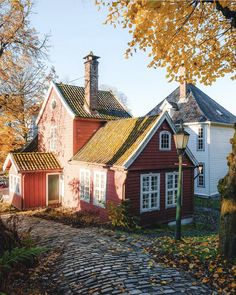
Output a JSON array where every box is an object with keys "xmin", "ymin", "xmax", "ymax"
[
  {"xmin": 3, "ymin": 153, "xmax": 19, "ymax": 173},
  {"xmin": 46, "ymin": 173, "xmax": 61, "ymax": 206},
  {"xmin": 36, "ymin": 82, "xmax": 75, "ymax": 125}
]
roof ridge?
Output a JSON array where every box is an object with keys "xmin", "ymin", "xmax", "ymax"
[{"xmin": 55, "ymin": 82, "xmax": 118, "ymax": 94}]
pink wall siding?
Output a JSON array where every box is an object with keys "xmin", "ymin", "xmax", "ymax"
[
  {"xmin": 63, "ymin": 162, "xmax": 126, "ymax": 218},
  {"xmin": 38, "ymin": 88, "xmax": 74, "ymax": 167}
]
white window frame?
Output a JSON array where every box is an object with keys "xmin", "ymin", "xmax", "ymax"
[
  {"xmin": 197, "ymin": 163, "xmax": 205, "ymax": 187},
  {"xmin": 93, "ymin": 171, "xmax": 107, "ymax": 208},
  {"xmin": 159, "ymin": 131, "xmax": 171, "ymax": 151},
  {"xmin": 79, "ymin": 169, "xmax": 90, "ymax": 202},
  {"xmin": 49, "ymin": 125, "xmax": 57, "ymax": 151},
  {"xmin": 9, "ymin": 174, "xmax": 21, "ymax": 195},
  {"xmin": 140, "ymin": 173, "xmax": 160, "ymax": 213},
  {"xmin": 197, "ymin": 127, "xmax": 204, "ymax": 151},
  {"xmin": 165, "ymin": 172, "xmax": 179, "ymax": 208}
]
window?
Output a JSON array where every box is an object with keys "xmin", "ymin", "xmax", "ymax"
[
  {"xmin": 197, "ymin": 127, "xmax": 204, "ymax": 151},
  {"xmin": 197, "ymin": 163, "xmax": 205, "ymax": 187},
  {"xmin": 159, "ymin": 131, "xmax": 171, "ymax": 150},
  {"xmin": 93, "ymin": 171, "xmax": 106, "ymax": 207},
  {"xmin": 50, "ymin": 126, "xmax": 57, "ymax": 151},
  {"xmin": 165, "ymin": 172, "xmax": 178, "ymax": 208},
  {"xmin": 80, "ymin": 169, "xmax": 90, "ymax": 202},
  {"xmin": 140, "ymin": 173, "xmax": 160, "ymax": 212},
  {"xmin": 9, "ymin": 174, "xmax": 21, "ymax": 195}
]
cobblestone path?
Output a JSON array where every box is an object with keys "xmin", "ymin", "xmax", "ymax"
[{"xmin": 19, "ymin": 217, "xmax": 215, "ymax": 295}]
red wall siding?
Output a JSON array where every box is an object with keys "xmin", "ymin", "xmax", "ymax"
[
  {"xmin": 129, "ymin": 120, "xmax": 193, "ymax": 170},
  {"xmin": 125, "ymin": 119, "xmax": 195, "ymax": 225},
  {"xmin": 126, "ymin": 168, "xmax": 194, "ymax": 225},
  {"xmin": 23, "ymin": 172, "xmax": 47, "ymax": 209},
  {"xmin": 73, "ymin": 119, "xmax": 104, "ymax": 154}
]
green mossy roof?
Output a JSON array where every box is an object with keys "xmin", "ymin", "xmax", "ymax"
[
  {"xmin": 56, "ymin": 83, "xmax": 131, "ymax": 120},
  {"xmin": 73, "ymin": 115, "xmax": 160, "ymax": 166},
  {"xmin": 12, "ymin": 152, "xmax": 62, "ymax": 171}
]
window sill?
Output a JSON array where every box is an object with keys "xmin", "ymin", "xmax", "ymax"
[
  {"xmin": 140, "ymin": 207, "xmax": 160, "ymax": 213},
  {"xmin": 93, "ymin": 201, "xmax": 105, "ymax": 208},
  {"xmin": 165, "ymin": 205, "xmax": 177, "ymax": 209},
  {"xmin": 80, "ymin": 198, "xmax": 90, "ymax": 203}
]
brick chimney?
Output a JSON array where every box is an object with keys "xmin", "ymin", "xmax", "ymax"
[
  {"xmin": 83, "ymin": 51, "xmax": 100, "ymax": 111},
  {"xmin": 179, "ymin": 66, "xmax": 187, "ymax": 103}
]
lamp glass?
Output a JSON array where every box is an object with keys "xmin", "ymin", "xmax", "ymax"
[{"xmin": 174, "ymin": 131, "xmax": 190, "ymax": 150}]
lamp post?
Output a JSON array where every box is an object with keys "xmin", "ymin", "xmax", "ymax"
[{"xmin": 173, "ymin": 123, "xmax": 190, "ymax": 240}]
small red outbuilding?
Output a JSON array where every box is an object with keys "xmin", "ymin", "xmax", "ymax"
[{"xmin": 3, "ymin": 152, "xmax": 62, "ymax": 209}]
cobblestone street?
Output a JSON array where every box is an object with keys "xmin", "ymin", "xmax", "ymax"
[{"xmin": 19, "ymin": 217, "xmax": 215, "ymax": 295}]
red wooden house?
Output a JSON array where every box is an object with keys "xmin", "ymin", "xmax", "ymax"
[{"xmin": 3, "ymin": 52, "xmax": 197, "ymax": 225}]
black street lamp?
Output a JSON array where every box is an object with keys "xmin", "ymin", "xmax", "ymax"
[{"xmin": 173, "ymin": 123, "xmax": 190, "ymax": 240}]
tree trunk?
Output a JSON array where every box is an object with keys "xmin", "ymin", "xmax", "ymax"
[{"xmin": 218, "ymin": 125, "xmax": 236, "ymax": 261}]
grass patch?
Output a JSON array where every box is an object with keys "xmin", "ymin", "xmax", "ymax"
[
  {"xmin": 146, "ymin": 234, "xmax": 236, "ymax": 293},
  {"xmin": 194, "ymin": 196, "xmax": 220, "ymax": 210}
]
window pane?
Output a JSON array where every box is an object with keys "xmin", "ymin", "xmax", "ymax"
[
  {"xmin": 167, "ymin": 174, "xmax": 173, "ymax": 189},
  {"xmin": 142, "ymin": 194, "xmax": 149, "ymax": 209},
  {"xmin": 174, "ymin": 174, "xmax": 178, "ymax": 188},
  {"xmin": 142, "ymin": 177, "xmax": 149, "ymax": 192},
  {"xmin": 167, "ymin": 191, "xmax": 173, "ymax": 205},
  {"xmin": 151, "ymin": 176, "xmax": 158, "ymax": 191},
  {"xmin": 151, "ymin": 193, "xmax": 158, "ymax": 208}
]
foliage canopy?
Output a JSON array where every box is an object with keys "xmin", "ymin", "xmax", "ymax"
[{"xmin": 97, "ymin": 0, "xmax": 236, "ymax": 85}]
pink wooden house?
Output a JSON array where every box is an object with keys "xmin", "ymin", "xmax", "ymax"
[{"xmin": 3, "ymin": 52, "xmax": 197, "ymax": 225}]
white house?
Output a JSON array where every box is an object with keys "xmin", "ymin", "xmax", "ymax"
[{"xmin": 148, "ymin": 82, "xmax": 236, "ymax": 198}]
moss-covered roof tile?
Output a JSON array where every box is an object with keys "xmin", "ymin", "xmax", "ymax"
[
  {"xmin": 72, "ymin": 115, "xmax": 159, "ymax": 166},
  {"xmin": 55, "ymin": 83, "xmax": 131, "ymax": 120},
  {"xmin": 12, "ymin": 152, "xmax": 62, "ymax": 171}
]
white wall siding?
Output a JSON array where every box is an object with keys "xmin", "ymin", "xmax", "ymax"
[
  {"xmin": 184, "ymin": 123, "xmax": 210, "ymax": 197},
  {"xmin": 209, "ymin": 125, "xmax": 234, "ymax": 196}
]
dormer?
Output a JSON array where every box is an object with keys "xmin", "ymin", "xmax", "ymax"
[{"xmin": 159, "ymin": 99, "xmax": 178, "ymax": 118}]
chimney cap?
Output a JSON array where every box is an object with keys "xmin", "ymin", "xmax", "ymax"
[{"xmin": 83, "ymin": 51, "xmax": 100, "ymax": 60}]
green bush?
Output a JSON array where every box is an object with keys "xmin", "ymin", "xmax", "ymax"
[
  {"xmin": 107, "ymin": 200, "xmax": 140, "ymax": 231},
  {"xmin": 0, "ymin": 246, "xmax": 46, "ymax": 288}
]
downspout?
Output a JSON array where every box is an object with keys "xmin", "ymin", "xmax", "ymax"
[{"xmin": 122, "ymin": 170, "xmax": 128, "ymax": 201}]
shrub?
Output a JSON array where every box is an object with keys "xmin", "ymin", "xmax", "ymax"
[
  {"xmin": 0, "ymin": 247, "xmax": 46, "ymax": 288},
  {"xmin": 107, "ymin": 200, "xmax": 140, "ymax": 231}
]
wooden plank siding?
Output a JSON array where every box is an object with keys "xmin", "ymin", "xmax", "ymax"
[
  {"xmin": 125, "ymin": 169, "xmax": 194, "ymax": 225},
  {"xmin": 73, "ymin": 119, "xmax": 104, "ymax": 154},
  {"xmin": 37, "ymin": 87, "xmax": 74, "ymax": 167},
  {"xmin": 129, "ymin": 120, "xmax": 193, "ymax": 171},
  {"xmin": 23, "ymin": 172, "xmax": 47, "ymax": 209},
  {"xmin": 125, "ymin": 119, "xmax": 194, "ymax": 225}
]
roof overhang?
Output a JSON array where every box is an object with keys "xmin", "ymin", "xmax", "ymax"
[
  {"xmin": 36, "ymin": 81, "xmax": 75, "ymax": 125},
  {"xmin": 3, "ymin": 153, "xmax": 19, "ymax": 173}
]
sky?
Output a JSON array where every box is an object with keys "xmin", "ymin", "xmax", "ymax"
[{"xmin": 31, "ymin": 0, "xmax": 236, "ymax": 117}]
